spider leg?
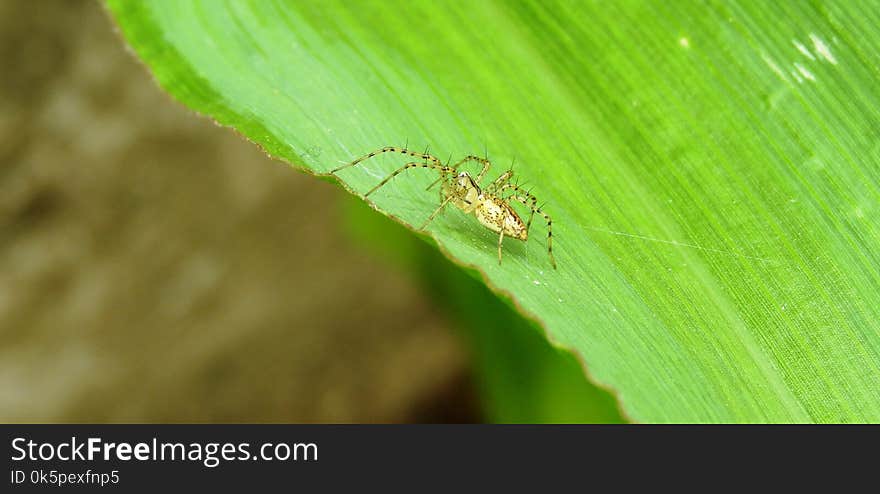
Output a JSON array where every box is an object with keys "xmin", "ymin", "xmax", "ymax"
[
  {"xmin": 365, "ymin": 161, "xmax": 457, "ymax": 197},
  {"xmin": 508, "ymin": 194, "xmax": 556, "ymax": 269},
  {"xmin": 485, "ymin": 169, "xmax": 514, "ymax": 194},
  {"xmin": 496, "ymin": 183, "xmax": 538, "ymax": 230},
  {"xmin": 419, "ymin": 195, "xmax": 454, "ymax": 230},
  {"xmin": 426, "ymin": 155, "xmax": 492, "ymax": 190},
  {"xmin": 425, "ymin": 177, "xmax": 443, "ymax": 191},
  {"xmin": 330, "ymin": 146, "xmax": 444, "ymax": 174},
  {"xmin": 423, "ymin": 153, "xmax": 456, "ymax": 193},
  {"xmin": 474, "ymin": 157, "xmax": 493, "ymax": 184}
]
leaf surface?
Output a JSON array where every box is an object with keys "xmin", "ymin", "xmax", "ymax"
[{"xmin": 107, "ymin": 0, "xmax": 880, "ymax": 422}]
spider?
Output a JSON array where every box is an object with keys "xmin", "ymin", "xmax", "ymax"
[{"xmin": 331, "ymin": 146, "xmax": 556, "ymax": 269}]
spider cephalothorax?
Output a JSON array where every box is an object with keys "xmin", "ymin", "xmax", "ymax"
[
  {"xmin": 445, "ymin": 172, "xmax": 481, "ymax": 212},
  {"xmin": 331, "ymin": 147, "xmax": 555, "ymax": 269}
]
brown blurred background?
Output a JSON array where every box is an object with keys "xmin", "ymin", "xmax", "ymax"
[{"xmin": 0, "ymin": 0, "xmax": 478, "ymax": 422}]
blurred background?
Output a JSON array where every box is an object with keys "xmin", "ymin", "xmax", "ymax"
[{"xmin": 0, "ymin": 0, "xmax": 624, "ymax": 423}]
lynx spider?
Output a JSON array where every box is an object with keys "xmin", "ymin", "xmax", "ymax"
[{"xmin": 331, "ymin": 146, "xmax": 556, "ymax": 269}]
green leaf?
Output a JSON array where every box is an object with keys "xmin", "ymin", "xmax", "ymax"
[
  {"xmin": 106, "ymin": 0, "xmax": 880, "ymax": 422},
  {"xmin": 343, "ymin": 195, "xmax": 626, "ymax": 423}
]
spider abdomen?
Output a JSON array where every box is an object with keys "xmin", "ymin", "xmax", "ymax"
[{"xmin": 475, "ymin": 196, "xmax": 528, "ymax": 241}]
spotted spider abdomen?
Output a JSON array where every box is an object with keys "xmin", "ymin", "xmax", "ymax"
[{"xmin": 475, "ymin": 197, "xmax": 528, "ymax": 241}]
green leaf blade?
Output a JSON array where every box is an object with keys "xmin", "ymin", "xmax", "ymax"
[{"xmin": 107, "ymin": 0, "xmax": 880, "ymax": 422}]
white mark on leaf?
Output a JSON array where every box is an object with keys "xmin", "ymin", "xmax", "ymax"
[
  {"xmin": 794, "ymin": 63, "xmax": 816, "ymax": 82},
  {"xmin": 762, "ymin": 54, "xmax": 789, "ymax": 82},
  {"xmin": 810, "ymin": 33, "xmax": 838, "ymax": 64},
  {"xmin": 793, "ymin": 40, "xmax": 815, "ymax": 60}
]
